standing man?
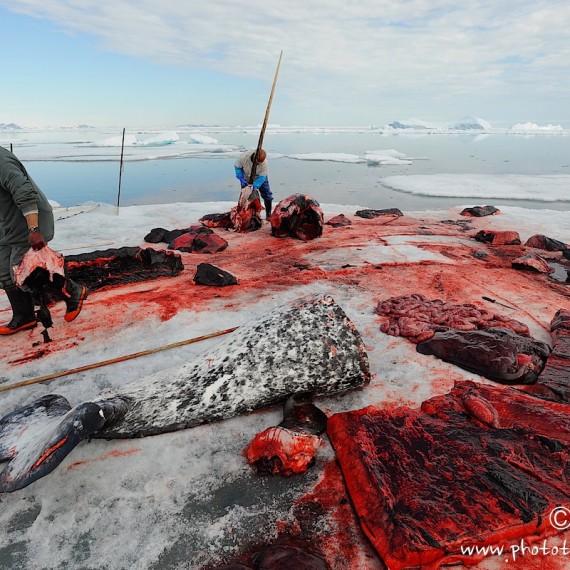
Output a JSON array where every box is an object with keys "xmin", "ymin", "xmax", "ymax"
[
  {"xmin": 234, "ymin": 148, "xmax": 273, "ymax": 219},
  {"xmin": 0, "ymin": 145, "xmax": 87, "ymax": 335}
]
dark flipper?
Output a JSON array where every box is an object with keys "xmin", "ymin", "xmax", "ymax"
[
  {"xmin": 278, "ymin": 393, "xmax": 328, "ymax": 436},
  {"xmin": 0, "ymin": 397, "xmax": 106, "ymax": 493}
]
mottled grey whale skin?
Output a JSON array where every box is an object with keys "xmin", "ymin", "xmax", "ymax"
[
  {"xmin": 0, "ymin": 294, "xmax": 370, "ymax": 492},
  {"xmin": 97, "ymin": 293, "xmax": 370, "ymax": 437}
]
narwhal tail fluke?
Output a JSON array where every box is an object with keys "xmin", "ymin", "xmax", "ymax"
[{"xmin": 0, "ymin": 399, "xmax": 107, "ymax": 493}]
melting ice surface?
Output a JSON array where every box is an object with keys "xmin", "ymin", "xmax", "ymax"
[
  {"xmin": 1, "ymin": 123, "xmax": 569, "ymax": 210},
  {"xmin": 0, "ymin": 127, "xmax": 431, "ymax": 166},
  {"xmin": 382, "ymin": 174, "xmax": 570, "ymax": 202}
]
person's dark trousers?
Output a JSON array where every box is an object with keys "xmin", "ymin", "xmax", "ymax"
[
  {"xmin": 264, "ymin": 199, "xmax": 273, "ymax": 220},
  {"xmin": 0, "ymin": 284, "xmax": 37, "ymax": 335}
]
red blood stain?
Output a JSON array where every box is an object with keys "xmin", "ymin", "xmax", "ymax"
[
  {"xmin": 290, "ymin": 460, "xmax": 383, "ymax": 569},
  {"xmin": 9, "ymin": 349, "xmax": 50, "ymax": 365},
  {"xmin": 66, "ymin": 447, "xmax": 141, "ymax": 470},
  {"xmin": 33, "ymin": 436, "xmax": 69, "ymax": 469},
  {"xmin": 4, "ymin": 215, "xmax": 564, "ymax": 408}
]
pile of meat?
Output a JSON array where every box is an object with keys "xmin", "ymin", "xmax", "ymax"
[
  {"xmin": 14, "ymin": 246, "xmax": 65, "ymax": 288},
  {"xmin": 64, "ymin": 246, "xmax": 184, "ymax": 290},
  {"xmin": 375, "ymin": 294, "xmax": 551, "ymax": 383},
  {"xmin": 245, "ymin": 394, "xmax": 328, "ymax": 477},
  {"xmin": 375, "ymin": 294, "xmax": 529, "ymax": 343},
  {"xmin": 327, "ymin": 306, "xmax": 570, "ymax": 568},
  {"xmin": 269, "ymin": 194, "xmax": 324, "ymax": 241},
  {"xmin": 19, "ymin": 246, "xmax": 184, "ymax": 306},
  {"xmin": 460, "ymin": 205, "xmax": 499, "ymax": 217},
  {"xmin": 145, "ymin": 225, "xmax": 228, "ymax": 253},
  {"xmin": 200, "ymin": 186, "xmax": 263, "ymax": 233}
]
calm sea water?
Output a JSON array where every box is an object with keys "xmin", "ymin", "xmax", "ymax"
[{"xmin": 21, "ymin": 132, "xmax": 570, "ymax": 211}]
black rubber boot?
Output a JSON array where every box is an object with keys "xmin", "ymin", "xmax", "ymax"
[
  {"xmin": 264, "ymin": 199, "xmax": 273, "ymax": 220},
  {"xmin": 59, "ymin": 278, "xmax": 88, "ymax": 323},
  {"xmin": 0, "ymin": 285, "xmax": 37, "ymax": 335}
]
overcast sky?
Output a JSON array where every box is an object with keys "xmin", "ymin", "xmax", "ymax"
[{"xmin": 2, "ymin": 1, "xmax": 570, "ymax": 128}]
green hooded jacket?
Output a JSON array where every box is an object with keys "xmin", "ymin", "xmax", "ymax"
[{"xmin": 0, "ymin": 146, "xmax": 54, "ymax": 246}]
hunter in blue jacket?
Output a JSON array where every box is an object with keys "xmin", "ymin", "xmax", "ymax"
[{"xmin": 234, "ymin": 148, "xmax": 273, "ymax": 219}]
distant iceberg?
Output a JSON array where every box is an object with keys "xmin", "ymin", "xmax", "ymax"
[
  {"xmin": 287, "ymin": 153, "xmax": 365, "ymax": 163},
  {"xmin": 133, "ymin": 131, "xmax": 180, "ymax": 146},
  {"xmin": 365, "ymin": 149, "xmax": 413, "ymax": 165},
  {"xmin": 0, "ymin": 123, "xmax": 22, "ymax": 130},
  {"xmin": 388, "ymin": 121, "xmax": 428, "ymax": 130},
  {"xmin": 286, "ymin": 149, "xmax": 421, "ymax": 165},
  {"xmin": 382, "ymin": 173, "xmax": 570, "ymax": 202},
  {"xmin": 186, "ymin": 133, "xmax": 218, "ymax": 144},
  {"xmin": 97, "ymin": 131, "xmax": 218, "ymax": 147},
  {"xmin": 447, "ymin": 116, "xmax": 492, "ymax": 130},
  {"xmin": 385, "ymin": 116, "xmax": 492, "ymax": 132},
  {"xmin": 510, "ymin": 122, "xmax": 563, "ymax": 133},
  {"xmin": 61, "ymin": 124, "xmax": 96, "ymax": 130},
  {"xmin": 387, "ymin": 118, "xmax": 434, "ymax": 130}
]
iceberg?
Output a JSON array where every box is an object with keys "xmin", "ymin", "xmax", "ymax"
[
  {"xmin": 386, "ymin": 116, "xmax": 492, "ymax": 132},
  {"xmin": 511, "ymin": 122, "xmax": 563, "ymax": 133},
  {"xmin": 0, "ymin": 123, "xmax": 22, "ymax": 130}
]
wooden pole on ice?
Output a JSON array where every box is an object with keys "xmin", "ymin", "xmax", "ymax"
[
  {"xmin": 249, "ymin": 50, "xmax": 283, "ymax": 184},
  {"xmin": 0, "ymin": 326, "xmax": 239, "ymax": 393},
  {"xmin": 115, "ymin": 127, "xmax": 126, "ymax": 215}
]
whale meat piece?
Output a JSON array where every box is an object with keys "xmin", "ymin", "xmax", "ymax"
[
  {"xmin": 325, "ymin": 214, "xmax": 351, "ymax": 227},
  {"xmin": 354, "ymin": 208, "xmax": 403, "ymax": 219},
  {"xmin": 519, "ymin": 309, "xmax": 570, "ymax": 403},
  {"xmin": 170, "ymin": 233, "xmax": 228, "ymax": 253},
  {"xmin": 474, "ymin": 230, "xmax": 521, "ymax": 245},
  {"xmin": 144, "ymin": 225, "xmax": 213, "ymax": 244},
  {"xmin": 246, "ymin": 394, "xmax": 328, "ymax": 476},
  {"xmin": 416, "ymin": 327, "xmax": 550, "ymax": 384},
  {"xmin": 376, "ymin": 294, "xmax": 530, "ymax": 344},
  {"xmin": 193, "ymin": 263, "xmax": 237, "ymax": 286},
  {"xmin": 328, "ymin": 380, "xmax": 570, "ymax": 569},
  {"xmin": 525, "ymin": 234, "xmax": 568, "ymax": 252},
  {"xmin": 512, "ymin": 252, "xmax": 555, "ymax": 274},
  {"xmin": 269, "ymin": 194, "xmax": 324, "ymax": 241},
  {"xmin": 460, "ymin": 205, "xmax": 500, "ymax": 217}
]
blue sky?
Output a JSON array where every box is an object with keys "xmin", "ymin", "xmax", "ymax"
[{"xmin": 1, "ymin": 1, "xmax": 570, "ymax": 128}]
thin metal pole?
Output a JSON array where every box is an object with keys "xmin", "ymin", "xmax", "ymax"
[{"xmin": 116, "ymin": 127, "xmax": 126, "ymax": 214}]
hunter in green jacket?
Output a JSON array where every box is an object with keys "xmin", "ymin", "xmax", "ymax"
[{"xmin": 0, "ymin": 146, "xmax": 87, "ymax": 335}]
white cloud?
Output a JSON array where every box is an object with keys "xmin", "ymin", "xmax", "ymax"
[{"xmin": 3, "ymin": 0, "xmax": 570, "ymax": 123}]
